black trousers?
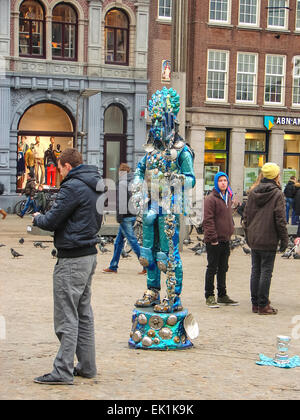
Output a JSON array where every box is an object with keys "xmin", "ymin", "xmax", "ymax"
[
  {"xmin": 205, "ymin": 242, "xmax": 230, "ymax": 299},
  {"xmin": 250, "ymin": 249, "xmax": 276, "ymax": 307}
]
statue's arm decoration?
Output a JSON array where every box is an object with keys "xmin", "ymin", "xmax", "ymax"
[
  {"xmin": 178, "ymin": 148, "xmax": 196, "ymax": 189},
  {"xmin": 130, "ymin": 155, "xmax": 148, "ymax": 214}
]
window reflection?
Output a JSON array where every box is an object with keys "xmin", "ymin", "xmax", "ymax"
[
  {"xmin": 19, "ymin": 0, "xmax": 45, "ymax": 57},
  {"xmin": 105, "ymin": 9, "xmax": 129, "ymax": 65},
  {"xmin": 52, "ymin": 4, "xmax": 77, "ymax": 60}
]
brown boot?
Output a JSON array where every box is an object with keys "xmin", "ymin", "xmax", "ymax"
[
  {"xmin": 252, "ymin": 305, "xmax": 259, "ymax": 313},
  {"xmin": 0, "ymin": 209, "xmax": 7, "ymax": 220},
  {"xmin": 258, "ymin": 304, "xmax": 278, "ymax": 315}
]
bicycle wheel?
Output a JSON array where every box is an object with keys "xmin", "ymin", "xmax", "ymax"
[{"xmin": 14, "ymin": 199, "xmax": 32, "ymax": 216}]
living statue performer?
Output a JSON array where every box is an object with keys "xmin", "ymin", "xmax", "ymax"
[{"xmin": 132, "ymin": 87, "xmax": 195, "ymax": 313}]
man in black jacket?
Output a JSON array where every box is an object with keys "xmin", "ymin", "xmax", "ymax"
[{"xmin": 32, "ymin": 148, "xmax": 105, "ymax": 385}]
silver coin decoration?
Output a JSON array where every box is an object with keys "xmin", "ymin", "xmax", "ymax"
[{"xmin": 149, "ymin": 315, "xmax": 164, "ymax": 330}]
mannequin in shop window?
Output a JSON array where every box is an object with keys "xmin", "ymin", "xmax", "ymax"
[
  {"xmin": 54, "ymin": 144, "xmax": 62, "ymax": 187},
  {"xmin": 17, "ymin": 136, "xmax": 29, "ymax": 189},
  {"xmin": 25, "ymin": 143, "xmax": 35, "ymax": 179},
  {"xmin": 34, "ymin": 136, "xmax": 46, "ymax": 185},
  {"xmin": 44, "ymin": 144, "xmax": 57, "ymax": 187}
]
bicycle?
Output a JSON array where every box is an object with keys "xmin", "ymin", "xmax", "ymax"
[{"xmin": 14, "ymin": 190, "xmax": 57, "ymax": 216}]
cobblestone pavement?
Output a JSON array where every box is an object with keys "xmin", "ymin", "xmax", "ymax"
[{"xmin": 1, "ymin": 215, "xmax": 300, "ymax": 400}]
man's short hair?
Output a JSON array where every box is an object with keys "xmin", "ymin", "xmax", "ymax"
[
  {"xmin": 119, "ymin": 163, "xmax": 131, "ymax": 173},
  {"xmin": 58, "ymin": 148, "xmax": 83, "ymax": 168}
]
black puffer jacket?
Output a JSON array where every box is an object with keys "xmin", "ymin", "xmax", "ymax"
[{"xmin": 33, "ymin": 165, "xmax": 106, "ymax": 257}]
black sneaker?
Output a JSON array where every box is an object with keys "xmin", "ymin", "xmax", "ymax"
[{"xmin": 34, "ymin": 373, "xmax": 73, "ymax": 385}]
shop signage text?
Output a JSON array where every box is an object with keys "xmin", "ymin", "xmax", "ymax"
[{"xmin": 264, "ymin": 115, "xmax": 300, "ymax": 130}]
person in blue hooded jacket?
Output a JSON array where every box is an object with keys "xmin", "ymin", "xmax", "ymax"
[{"xmin": 203, "ymin": 172, "xmax": 239, "ymax": 308}]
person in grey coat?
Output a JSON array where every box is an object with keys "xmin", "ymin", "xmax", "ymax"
[{"xmin": 32, "ymin": 148, "xmax": 106, "ymax": 385}]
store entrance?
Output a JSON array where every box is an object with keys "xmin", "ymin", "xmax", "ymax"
[{"xmin": 17, "ymin": 102, "xmax": 74, "ymax": 191}]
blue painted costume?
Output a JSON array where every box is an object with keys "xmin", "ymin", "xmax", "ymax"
[{"xmin": 132, "ymin": 88, "xmax": 195, "ymax": 313}]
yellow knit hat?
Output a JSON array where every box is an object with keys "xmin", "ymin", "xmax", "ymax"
[{"xmin": 261, "ymin": 162, "xmax": 280, "ymax": 179}]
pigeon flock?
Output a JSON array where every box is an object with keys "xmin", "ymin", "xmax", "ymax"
[
  {"xmin": 184, "ymin": 234, "xmax": 300, "ymax": 260},
  {"xmin": 2, "ymin": 233, "xmax": 299, "ymax": 261}
]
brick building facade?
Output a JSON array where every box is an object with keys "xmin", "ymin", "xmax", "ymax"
[{"xmin": 186, "ymin": 0, "xmax": 300, "ymax": 198}]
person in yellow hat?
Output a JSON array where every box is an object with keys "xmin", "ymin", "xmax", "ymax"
[{"xmin": 243, "ymin": 163, "xmax": 288, "ymax": 315}]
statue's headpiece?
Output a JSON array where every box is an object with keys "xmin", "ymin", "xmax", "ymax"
[{"xmin": 148, "ymin": 87, "xmax": 180, "ymax": 144}]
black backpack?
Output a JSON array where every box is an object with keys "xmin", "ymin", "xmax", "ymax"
[{"xmin": 0, "ymin": 182, "xmax": 4, "ymax": 195}]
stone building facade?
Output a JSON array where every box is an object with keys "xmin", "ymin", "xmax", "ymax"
[{"xmin": 0, "ymin": 0, "xmax": 150, "ymax": 210}]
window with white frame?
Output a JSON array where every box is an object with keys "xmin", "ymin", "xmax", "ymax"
[
  {"xmin": 239, "ymin": 0, "xmax": 259, "ymax": 26},
  {"xmin": 296, "ymin": 0, "xmax": 300, "ymax": 29},
  {"xmin": 267, "ymin": 0, "xmax": 288, "ymax": 29},
  {"xmin": 264, "ymin": 55, "xmax": 285, "ymax": 105},
  {"xmin": 236, "ymin": 53, "xmax": 257, "ymax": 103},
  {"xmin": 209, "ymin": 0, "xmax": 230, "ymax": 23},
  {"xmin": 292, "ymin": 57, "xmax": 300, "ymax": 105},
  {"xmin": 158, "ymin": 0, "xmax": 172, "ymax": 20},
  {"xmin": 207, "ymin": 50, "xmax": 229, "ymax": 101}
]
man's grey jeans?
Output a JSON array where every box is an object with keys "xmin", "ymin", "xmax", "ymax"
[{"xmin": 51, "ymin": 254, "xmax": 97, "ymax": 381}]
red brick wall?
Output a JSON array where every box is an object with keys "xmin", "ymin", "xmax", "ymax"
[
  {"xmin": 147, "ymin": 0, "xmax": 172, "ymax": 99},
  {"xmin": 187, "ymin": 0, "xmax": 300, "ymax": 111}
]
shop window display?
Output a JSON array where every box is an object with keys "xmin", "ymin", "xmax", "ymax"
[
  {"xmin": 244, "ymin": 132, "xmax": 267, "ymax": 193},
  {"xmin": 284, "ymin": 134, "xmax": 300, "ymax": 187},
  {"xmin": 17, "ymin": 102, "xmax": 74, "ymax": 192},
  {"xmin": 17, "ymin": 136, "xmax": 72, "ymax": 189},
  {"xmin": 204, "ymin": 130, "xmax": 228, "ymax": 192},
  {"xmin": 19, "ymin": 0, "xmax": 45, "ymax": 57}
]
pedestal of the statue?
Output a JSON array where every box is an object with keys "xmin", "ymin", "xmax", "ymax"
[{"xmin": 128, "ymin": 307, "xmax": 195, "ymax": 350}]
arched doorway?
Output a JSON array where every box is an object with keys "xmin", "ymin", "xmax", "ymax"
[
  {"xmin": 104, "ymin": 104, "xmax": 127, "ymax": 184},
  {"xmin": 17, "ymin": 102, "xmax": 74, "ymax": 190}
]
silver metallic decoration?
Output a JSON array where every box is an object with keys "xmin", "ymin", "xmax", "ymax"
[
  {"xmin": 142, "ymin": 336, "xmax": 153, "ymax": 347},
  {"xmin": 159, "ymin": 327, "xmax": 173, "ymax": 340},
  {"xmin": 183, "ymin": 313, "xmax": 199, "ymax": 340},
  {"xmin": 149, "ymin": 315, "xmax": 164, "ymax": 330},
  {"xmin": 138, "ymin": 314, "xmax": 148, "ymax": 325},
  {"xmin": 132, "ymin": 330, "xmax": 142, "ymax": 343},
  {"xmin": 167, "ymin": 314, "xmax": 178, "ymax": 326}
]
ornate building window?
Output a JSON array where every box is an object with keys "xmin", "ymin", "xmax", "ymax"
[
  {"xmin": 105, "ymin": 9, "xmax": 129, "ymax": 65},
  {"xmin": 19, "ymin": 0, "xmax": 45, "ymax": 58},
  {"xmin": 52, "ymin": 3, "xmax": 77, "ymax": 60},
  {"xmin": 158, "ymin": 0, "xmax": 172, "ymax": 20}
]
